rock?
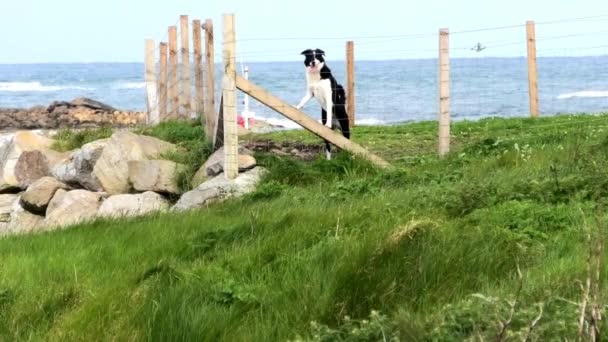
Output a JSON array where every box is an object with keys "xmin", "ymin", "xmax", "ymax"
[
  {"xmin": 238, "ymin": 154, "xmax": 257, "ymax": 171},
  {"xmin": 0, "ymin": 194, "xmax": 19, "ymax": 223},
  {"xmin": 0, "ymin": 131, "xmax": 67, "ymax": 190},
  {"xmin": 98, "ymin": 191, "xmax": 170, "ymax": 218},
  {"xmin": 71, "ymin": 97, "xmax": 117, "ymax": 112},
  {"xmin": 20, "ymin": 177, "xmax": 70, "ymax": 214},
  {"xmin": 191, "ymin": 147, "xmax": 256, "ymax": 186},
  {"xmin": 92, "ymin": 132, "xmax": 176, "ymax": 194},
  {"xmin": 3, "ymin": 199, "xmax": 45, "ymax": 236},
  {"xmin": 45, "ymin": 189, "xmax": 102, "ymax": 228},
  {"xmin": 128, "ymin": 160, "xmax": 184, "ymax": 195},
  {"xmin": 173, "ymin": 167, "xmax": 266, "ymax": 212},
  {"xmin": 13, "ymin": 150, "xmax": 50, "ymax": 187},
  {"xmin": 52, "ymin": 139, "xmax": 108, "ymax": 191}
]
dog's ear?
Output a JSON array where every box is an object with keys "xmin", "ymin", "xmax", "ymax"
[
  {"xmin": 300, "ymin": 49, "xmax": 313, "ymax": 55},
  {"xmin": 315, "ymin": 48, "xmax": 325, "ymax": 56}
]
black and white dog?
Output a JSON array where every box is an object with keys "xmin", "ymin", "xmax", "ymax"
[{"xmin": 296, "ymin": 49, "xmax": 350, "ymax": 160}]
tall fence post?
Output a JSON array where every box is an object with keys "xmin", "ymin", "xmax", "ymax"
[
  {"xmin": 222, "ymin": 13, "xmax": 238, "ymax": 180},
  {"xmin": 438, "ymin": 28, "xmax": 450, "ymax": 157},
  {"xmin": 158, "ymin": 42, "xmax": 168, "ymax": 122},
  {"xmin": 193, "ymin": 19, "xmax": 204, "ymax": 121},
  {"xmin": 144, "ymin": 39, "xmax": 159, "ymax": 125},
  {"xmin": 527, "ymin": 20, "xmax": 539, "ymax": 117},
  {"xmin": 346, "ymin": 41, "xmax": 355, "ymax": 129},
  {"xmin": 168, "ymin": 26, "xmax": 179, "ymax": 119},
  {"xmin": 180, "ymin": 15, "xmax": 192, "ymax": 118},
  {"xmin": 204, "ymin": 19, "xmax": 216, "ymax": 142}
]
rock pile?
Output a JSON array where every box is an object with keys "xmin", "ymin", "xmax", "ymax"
[{"xmin": 0, "ymin": 130, "xmax": 264, "ymax": 236}]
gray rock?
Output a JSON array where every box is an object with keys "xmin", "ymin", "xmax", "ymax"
[
  {"xmin": 52, "ymin": 138, "xmax": 108, "ymax": 191},
  {"xmin": 14, "ymin": 150, "xmax": 50, "ymax": 187},
  {"xmin": 98, "ymin": 191, "xmax": 170, "ymax": 218},
  {"xmin": 173, "ymin": 167, "xmax": 266, "ymax": 212},
  {"xmin": 71, "ymin": 97, "xmax": 117, "ymax": 112},
  {"xmin": 45, "ymin": 189, "xmax": 103, "ymax": 228},
  {"xmin": 191, "ymin": 146, "xmax": 256, "ymax": 187},
  {"xmin": 0, "ymin": 194, "xmax": 19, "ymax": 223},
  {"xmin": 3, "ymin": 198, "xmax": 45, "ymax": 236},
  {"xmin": 128, "ymin": 160, "xmax": 184, "ymax": 195},
  {"xmin": 92, "ymin": 132, "xmax": 176, "ymax": 194},
  {"xmin": 20, "ymin": 177, "xmax": 70, "ymax": 214}
]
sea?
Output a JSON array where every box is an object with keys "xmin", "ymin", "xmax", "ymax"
[{"xmin": 1, "ymin": 57, "xmax": 607, "ymax": 128}]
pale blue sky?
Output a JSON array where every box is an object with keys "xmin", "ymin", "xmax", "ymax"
[{"xmin": 1, "ymin": 0, "xmax": 607, "ymax": 63}]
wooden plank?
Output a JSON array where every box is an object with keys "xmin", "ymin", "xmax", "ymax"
[
  {"xmin": 438, "ymin": 28, "xmax": 450, "ymax": 157},
  {"xmin": 527, "ymin": 20, "xmax": 539, "ymax": 117},
  {"xmin": 144, "ymin": 39, "xmax": 159, "ymax": 124},
  {"xmin": 236, "ymin": 76, "xmax": 390, "ymax": 168},
  {"xmin": 180, "ymin": 15, "xmax": 192, "ymax": 118},
  {"xmin": 168, "ymin": 26, "xmax": 179, "ymax": 119},
  {"xmin": 222, "ymin": 13, "xmax": 238, "ymax": 180},
  {"xmin": 346, "ymin": 41, "xmax": 355, "ymax": 128},
  {"xmin": 158, "ymin": 42, "xmax": 168, "ymax": 121},
  {"xmin": 204, "ymin": 19, "xmax": 216, "ymax": 142},
  {"xmin": 193, "ymin": 19, "xmax": 204, "ymax": 121}
]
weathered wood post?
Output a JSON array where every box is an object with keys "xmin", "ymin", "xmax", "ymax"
[
  {"xmin": 168, "ymin": 26, "xmax": 179, "ymax": 119},
  {"xmin": 438, "ymin": 28, "xmax": 450, "ymax": 157},
  {"xmin": 193, "ymin": 19, "xmax": 204, "ymax": 120},
  {"xmin": 346, "ymin": 41, "xmax": 355, "ymax": 128},
  {"xmin": 144, "ymin": 39, "xmax": 159, "ymax": 124},
  {"xmin": 222, "ymin": 14, "xmax": 238, "ymax": 180},
  {"xmin": 527, "ymin": 20, "xmax": 539, "ymax": 117},
  {"xmin": 204, "ymin": 19, "xmax": 216, "ymax": 141}
]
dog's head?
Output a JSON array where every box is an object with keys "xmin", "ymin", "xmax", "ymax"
[{"xmin": 300, "ymin": 48, "xmax": 325, "ymax": 72}]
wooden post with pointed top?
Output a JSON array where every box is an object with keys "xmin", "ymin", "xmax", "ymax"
[
  {"xmin": 438, "ymin": 28, "xmax": 450, "ymax": 157},
  {"xmin": 168, "ymin": 26, "xmax": 179, "ymax": 119},
  {"xmin": 180, "ymin": 15, "xmax": 192, "ymax": 118},
  {"xmin": 527, "ymin": 20, "xmax": 539, "ymax": 117},
  {"xmin": 144, "ymin": 39, "xmax": 159, "ymax": 124},
  {"xmin": 193, "ymin": 19, "xmax": 204, "ymax": 120},
  {"xmin": 222, "ymin": 13, "xmax": 238, "ymax": 180},
  {"xmin": 346, "ymin": 41, "xmax": 355, "ymax": 129},
  {"xmin": 158, "ymin": 42, "xmax": 168, "ymax": 121},
  {"xmin": 204, "ymin": 19, "xmax": 216, "ymax": 142}
]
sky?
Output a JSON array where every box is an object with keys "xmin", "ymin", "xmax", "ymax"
[{"xmin": 0, "ymin": 0, "xmax": 607, "ymax": 63}]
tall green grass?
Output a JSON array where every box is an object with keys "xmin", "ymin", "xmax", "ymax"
[{"xmin": 1, "ymin": 114, "xmax": 608, "ymax": 341}]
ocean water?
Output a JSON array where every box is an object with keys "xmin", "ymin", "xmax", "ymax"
[{"xmin": 1, "ymin": 57, "xmax": 607, "ymax": 127}]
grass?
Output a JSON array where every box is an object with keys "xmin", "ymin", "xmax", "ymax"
[{"xmin": 2, "ymin": 113, "xmax": 608, "ymax": 340}]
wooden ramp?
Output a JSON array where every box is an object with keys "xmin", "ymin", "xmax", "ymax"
[{"xmin": 235, "ymin": 75, "xmax": 390, "ymax": 168}]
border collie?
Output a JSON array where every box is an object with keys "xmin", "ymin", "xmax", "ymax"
[{"xmin": 296, "ymin": 49, "xmax": 350, "ymax": 160}]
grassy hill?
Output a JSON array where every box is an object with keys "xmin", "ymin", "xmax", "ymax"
[{"xmin": 1, "ymin": 114, "xmax": 608, "ymax": 341}]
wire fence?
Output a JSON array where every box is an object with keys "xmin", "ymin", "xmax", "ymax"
[{"xmin": 144, "ymin": 14, "xmax": 608, "ymax": 162}]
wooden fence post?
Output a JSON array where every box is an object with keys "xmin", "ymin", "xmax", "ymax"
[
  {"xmin": 222, "ymin": 13, "xmax": 238, "ymax": 180},
  {"xmin": 346, "ymin": 41, "xmax": 355, "ymax": 129},
  {"xmin": 145, "ymin": 39, "xmax": 159, "ymax": 125},
  {"xmin": 158, "ymin": 42, "xmax": 168, "ymax": 122},
  {"xmin": 168, "ymin": 26, "xmax": 179, "ymax": 119},
  {"xmin": 527, "ymin": 20, "xmax": 539, "ymax": 117},
  {"xmin": 180, "ymin": 15, "xmax": 192, "ymax": 118},
  {"xmin": 204, "ymin": 19, "xmax": 216, "ymax": 142},
  {"xmin": 193, "ymin": 19, "xmax": 204, "ymax": 120},
  {"xmin": 438, "ymin": 28, "xmax": 450, "ymax": 157}
]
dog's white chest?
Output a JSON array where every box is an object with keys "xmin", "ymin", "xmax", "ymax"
[{"xmin": 307, "ymin": 78, "xmax": 331, "ymax": 110}]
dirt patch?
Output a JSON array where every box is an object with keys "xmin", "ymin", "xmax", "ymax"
[{"xmin": 243, "ymin": 139, "xmax": 324, "ymax": 161}]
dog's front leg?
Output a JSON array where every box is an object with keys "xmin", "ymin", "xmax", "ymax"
[
  {"xmin": 296, "ymin": 90, "xmax": 312, "ymax": 110},
  {"xmin": 324, "ymin": 88, "xmax": 333, "ymax": 129}
]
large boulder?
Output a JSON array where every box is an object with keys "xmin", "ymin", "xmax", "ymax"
[
  {"xmin": 128, "ymin": 160, "xmax": 184, "ymax": 195},
  {"xmin": 52, "ymin": 139, "xmax": 108, "ymax": 191},
  {"xmin": 97, "ymin": 191, "xmax": 170, "ymax": 218},
  {"xmin": 191, "ymin": 146, "xmax": 256, "ymax": 187},
  {"xmin": 20, "ymin": 177, "xmax": 70, "ymax": 214},
  {"xmin": 91, "ymin": 132, "xmax": 176, "ymax": 194},
  {"xmin": 0, "ymin": 195, "xmax": 44, "ymax": 236},
  {"xmin": 0, "ymin": 194, "xmax": 19, "ymax": 224},
  {"xmin": 45, "ymin": 189, "xmax": 103, "ymax": 228},
  {"xmin": 0, "ymin": 131, "xmax": 67, "ymax": 191},
  {"xmin": 173, "ymin": 167, "xmax": 266, "ymax": 212}
]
